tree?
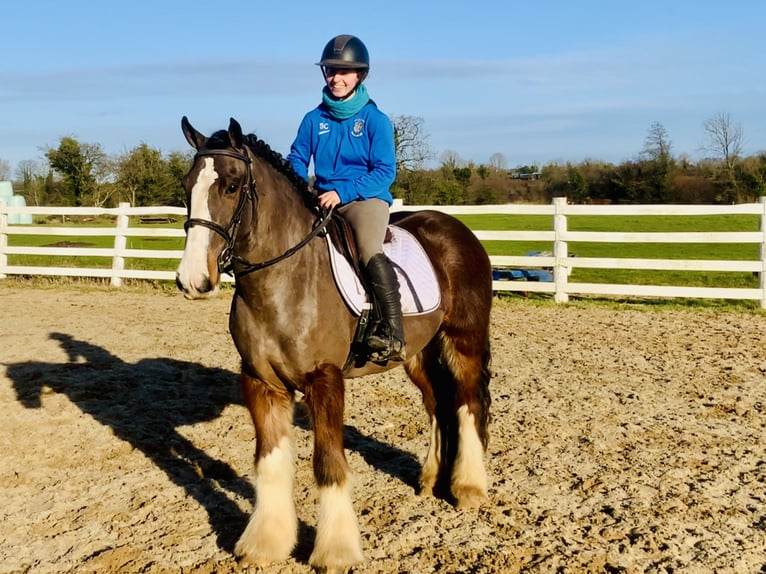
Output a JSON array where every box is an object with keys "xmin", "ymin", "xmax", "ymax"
[
  {"xmin": 397, "ymin": 169, "xmax": 438, "ymax": 205},
  {"xmin": 702, "ymin": 112, "xmax": 744, "ymax": 203},
  {"xmin": 567, "ymin": 164, "xmax": 589, "ymax": 202},
  {"xmin": 45, "ymin": 137, "xmax": 108, "ymax": 206},
  {"xmin": 435, "ymin": 177, "xmax": 464, "ymax": 205},
  {"xmin": 440, "ymin": 150, "xmax": 463, "ymax": 170},
  {"xmin": 116, "ymin": 145, "xmax": 193, "ymax": 206},
  {"xmin": 475, "ymin": 165, "xmax": 490, "ymax": 180},
  {"xmin": 0, "ymin": 158, "xmax": 10, "ymax": 180},
  {"xmin": 703, "ymin": 112, "xmax": 743, "ymax": 169},
  {"xmin": 737, "ymin": 152, "xmax": 766, "ymax": 200},
  {"xmin": 116, "ymin": 144, "xmax": 165, "ymax": 206},
  {"xmin": 15, "ymin": 160, "xmax": 48, "ymax": 206},
  {"xmin": 488, "ymin": 152, "xmax": 507, "ymax": 171},
  {"xmin": 702, "ymin": 112, "xmax": 744, "ymax": 202},
  {"xmin": 433, "ymin": 156, "xmax": 471, "ymax": 205},
  {"xmin": 640, "ymin": 121, "xmax": 674, "ymax": 202},
  {"xmin": 391, "ymin": 115, "xmax": 432, "ymax": 173},
  {"xmin": 164, "ymin": 150, "xmax": 194, "ymax": 206},
  {"xmin": 642, "ymin": 121, "xmax": 672, "ymax": 165}
]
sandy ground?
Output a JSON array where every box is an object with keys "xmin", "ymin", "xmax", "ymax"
[{"xmin": 1, "ymin": 285, "xmax": 765, "ymax": 574}]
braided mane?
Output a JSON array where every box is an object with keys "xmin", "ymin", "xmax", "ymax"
[{"xmin": 244, "ymin": 133, "xmax": 314, "ymax": 204}]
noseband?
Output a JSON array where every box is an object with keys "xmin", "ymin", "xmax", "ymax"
[{"xmin": 184, "ymin": 147, "xmax": 332, "ymax": 278}]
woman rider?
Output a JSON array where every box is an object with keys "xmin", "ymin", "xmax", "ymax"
[{"xmin": 287, "ymin": 34, "xmax": 405, "ymax": 362}]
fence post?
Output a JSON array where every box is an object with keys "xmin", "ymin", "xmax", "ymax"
[
  {"xmin": 111, "ymin": 202, "xmax": 130, "ymax": 287},
  {"xmin": 760, "ymin": 197, "xmax": 766, "ymax": 310},
  {"xmin": 553, "ymin": 196, "xmax": 569, "ymax": 303},
  {"xmin": 0, "ymin": 201, "xmax": 7, "ymax": 279}
]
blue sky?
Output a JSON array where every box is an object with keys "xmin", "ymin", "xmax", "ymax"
[{"xmin": 1, "ymin": 0, "xmax": 763, "ymax": 174}]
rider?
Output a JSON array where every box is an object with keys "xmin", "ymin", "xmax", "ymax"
[{"xmin": 287, "ymin": 34, "xmax": 405, "ymax": 362}]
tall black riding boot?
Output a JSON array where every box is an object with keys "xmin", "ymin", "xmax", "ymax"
[{"xmin": 363, "ymin": 253, "xmax": 406, "ymax": 362}]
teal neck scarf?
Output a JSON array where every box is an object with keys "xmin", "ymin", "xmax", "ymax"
[{"xmin": 322, "ymin": 83, "xmax": 370, "ymax": 120}]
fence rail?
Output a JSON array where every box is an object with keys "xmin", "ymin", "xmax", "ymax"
[{"xmin": 2, "ymin": 198, "xmax": 765, "ymax": 307}]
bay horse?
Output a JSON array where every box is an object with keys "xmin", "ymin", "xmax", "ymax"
[{"xmin": 176, "ymin": 117, "xmax": 492, "ymax": 571}]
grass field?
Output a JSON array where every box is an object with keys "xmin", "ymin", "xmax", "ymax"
[
  {"xmin": 4, "ymin": 213, "xmax": 763, "ymax": 291},
  {"xmin": 6, "ymin": 218, "xmax": 185, "ymax": 271},
  {"xmin": 453, "ymin": 213, "xmax": 762, "ymax": 290}
]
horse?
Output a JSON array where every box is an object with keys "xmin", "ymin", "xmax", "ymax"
[{"xmin": 175, "ymin": 117, "xmax": 493, "ymax": 571}]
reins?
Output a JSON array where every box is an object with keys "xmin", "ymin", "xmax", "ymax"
[{"xmin": 185, "ymin": 147, "xmax": 332, "ymax": 279}]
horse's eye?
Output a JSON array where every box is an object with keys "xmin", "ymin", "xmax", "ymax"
[{"xmin": 226, "ymin": 183, "xmax": 239, "ymax": 195}]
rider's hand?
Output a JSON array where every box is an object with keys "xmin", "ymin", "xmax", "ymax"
[{"xmin": 318, "ymin": 190, "xmax": 341, "ymax": 209}]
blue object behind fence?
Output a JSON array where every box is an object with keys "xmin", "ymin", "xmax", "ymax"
[{"xmin": 492, "ymin": 250, "xmax": 554, "ymax": 282}]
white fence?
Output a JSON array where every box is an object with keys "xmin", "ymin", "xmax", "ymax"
[{"xmin": 2, "ymin": 198, "xmax": 765, "ymax": 307}]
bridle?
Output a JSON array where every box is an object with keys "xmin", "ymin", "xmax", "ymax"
[{"xmin": 184, "ymin": 147, "xmax": 333, "ymax": 278}]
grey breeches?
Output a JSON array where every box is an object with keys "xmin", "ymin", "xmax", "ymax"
[{"xmin": 337, "ymin": 198, "xmax": 391, "ymax": 266}]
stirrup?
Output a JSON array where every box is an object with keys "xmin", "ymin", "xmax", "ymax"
[{"xmin": 366, "ymin": 335, "xmax": 406, "ymax": 362}]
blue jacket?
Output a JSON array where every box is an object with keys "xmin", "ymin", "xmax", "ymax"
[{"xmin": 287, "ymin": 101, "xmax": 397, "ymax": 205}]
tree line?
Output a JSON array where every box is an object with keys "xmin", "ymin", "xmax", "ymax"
[{"xmin": 1, "ymin": 112, "xmax": 763, "ymax": 207}]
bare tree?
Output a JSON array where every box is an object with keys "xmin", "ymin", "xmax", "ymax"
[
  {"xmin": 391, "ymin": 115, "xmax": 432, "ymax": 172},
  {"xmin": 703, "ymin": 112, "xmax": 744, "ymax": 201},
  {"xmin": 703, "ymin": 112, "xmax": 743, "ymax": 171},
  {"xmin": 15, "ymin": 160, "xmax": 47, "ymax": 205},
  {"xmin": 440, "ymin": 150, "xmax": 463, "ymax": 170},
  {"xmin": 488, "ymin": 152, "xmax": 507, "ymax": 170},
  {"xmin": 0, "ymin": 158, "xmax": 10, "ymax": 180},
  {"xmin": 640, "ymin": 122, "xmax": 674, "ymax": 202}
]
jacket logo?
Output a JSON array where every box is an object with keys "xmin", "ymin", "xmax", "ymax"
[
  {"xmin": 319, "ymin": 122, "xmax": 330, "ymax": 135},
  {"xmin": 352, "ymin": 119, "xmax": 365, "ymax": 138}
]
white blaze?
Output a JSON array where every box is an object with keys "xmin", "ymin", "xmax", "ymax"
[{"xmin": 176, "ymin": 158, "xmax": 218, "ymax": 296}]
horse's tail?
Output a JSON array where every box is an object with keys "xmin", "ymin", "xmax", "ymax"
[
  {"xmin": 434, "ymin": 321, "xmax": 492, "ymax": 452},
  {"xmin": 476, "ymin": 336, "xmax": 492, "ymax": 449}
]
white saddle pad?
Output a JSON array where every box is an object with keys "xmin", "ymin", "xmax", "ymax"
[{"xmin": 327, "ymin": 225, "xmax": 441, "ymax": 317}]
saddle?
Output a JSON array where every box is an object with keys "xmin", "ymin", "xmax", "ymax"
[
  {"xmin": 324, "ymin": 212, "xmax": 440, "ymax": 371},
  {"xmin": 324, "ymin": 212, "xmax": 440, "ymax": 317},
  {"xmin": 325, "ymin": 213, "xmax": 377, "ymax": 279}
]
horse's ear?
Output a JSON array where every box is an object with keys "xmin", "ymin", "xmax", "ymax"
[
  {"xmin": 228, "ymin": 117, "xmax": 244, "ymax": 148},
  {"xmin": 181, "ymin": 116, "xmax": 206, "ymax": 150}
]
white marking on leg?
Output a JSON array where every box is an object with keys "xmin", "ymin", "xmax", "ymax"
[
  {"xmin": 235, "ymin": 436, "xmax": 297, "ymax": 565},
  {"xmin": 177, "ymin": 158, "xmax": 219, "ymax": 297},
  {"xmin": 420, "ymin": 415, "xmax": 440, "ymax": 496},
  {"xmin": 310, "ymin": 482, "xmax": 363, "ymax": 570},
  {"xmin": 452, "ymin": 405, "xmax": 489, "ymax": 508}
]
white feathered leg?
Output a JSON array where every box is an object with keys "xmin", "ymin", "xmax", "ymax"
[
  {"xmin": 309, "ymin": 482, "xmax": 364, "ymax": 570},
  {"xmin": 451, "ymin": 405, "xmax": 488, "ymax": 508},
  {"xmin": 235, "ymin": 436, "xmax": 297, "ymax": 565},
  {"xmin": 420, "ymin": 415, "xmax": 441, "ymax": 496}
]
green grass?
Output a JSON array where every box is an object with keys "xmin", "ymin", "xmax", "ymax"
[
  {"xmin": 6, "ymin": 219, "xmax": 185, "ymax": 272},
  {"xmin": 454, "ymin": 213, "xmax": 761, "ymax": 233},
  {"xmin": 4, "ymin": 213, "xmax": 764, "ymax": 294},
  {"xmin": 453, "ymin": 213, "xmax": 762, "ymax": 290}
]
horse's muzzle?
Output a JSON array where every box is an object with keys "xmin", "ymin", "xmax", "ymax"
[{"xmin": 175, "ymin": 272, "xmax": 218, "ymax": 300}]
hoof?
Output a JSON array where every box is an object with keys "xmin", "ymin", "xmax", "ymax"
[
  {"xmin": 453, "ymin": 485, "xmax": 488, "ymax": 509},
  {"xmin": 234, "ymin": 516, "xmax": 297, "ymax": 567},
  {"xmin": 311, "ymin": 484, "xmax": 364, "ymax": 571},
  {"xmin": 309, "ymin": 545, "xmax": 363, "ymax": 573},
  {"xmin": 235, "ymin": 541, "xmax": 293, "ymax": 569},
  {"xmin": 419, "ymin": 469, "xmax": 438, "ymax": 497}
]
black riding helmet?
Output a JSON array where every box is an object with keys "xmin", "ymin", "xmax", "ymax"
[{"xmin": 317, "ymin": 35, "xmax": 370, "ymax": 71}]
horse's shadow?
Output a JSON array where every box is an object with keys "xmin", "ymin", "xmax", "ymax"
[
  {"xmin": 7, "ymin": 332, "xmax": 253, "ymax": 551},
  {"xmin": 6, "ymin": 332, "xmax": 421, "ymax": 559}
]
